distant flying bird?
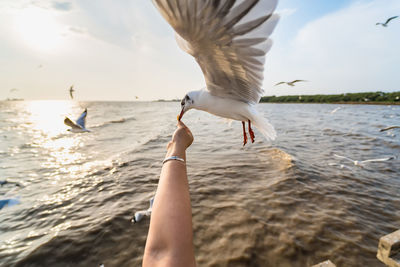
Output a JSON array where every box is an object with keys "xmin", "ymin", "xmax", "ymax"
[
  {"xmin": 380, "ymin": 126, "xmax": 400, "ymax": 132},
  {"xmin": 69, "ymin": 85, "xmax": 74, "ymax": 99},
  {"xmin": 64, "ymin": 109, "xmax": 90, "ymax": 132},
  {"xmin": 135, "ymin": 96, "xmax": 139, "ymax": 99},
  {"xmin": 376, "ymin": 16, "xmax": 398, "ymax": 27},
  {"xmin": 274, "ymin": 80, "xmax": 307, "ymax": 87},
  {"xmin": 132, "ymin": 197, "xmax": 154, "ymax": 223},
  {"xmin": 10, "ymin": 88, "xmax": 18, "ymax": 93},
  {"xmin": 37, "ymin": 64, "xmax": 43, "ymax": 68},
  {"xmin": 152, "ymin": 0, "xmax": 280, "ymax": 146},
  {"xmin": 334, "ymin": 154, "xmax": 394, "ymax": 167}
]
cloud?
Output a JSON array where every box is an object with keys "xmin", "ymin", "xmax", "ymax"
[
  {"xmin": 51, "ymin": 1, "xmax": 72, "ymax": 11},
  {"xmin": 265, "ymin": 0, "xmax": 400, "ymax": 96}
]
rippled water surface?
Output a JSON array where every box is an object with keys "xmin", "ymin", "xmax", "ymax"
[{"xmin": 0, "ymin": 101, "xmax": 399, "ymax": 267}]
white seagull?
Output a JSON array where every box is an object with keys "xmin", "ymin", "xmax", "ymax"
[
  {"xmin": 333, "ymin": 154, "xmax": 394, "ymax": 167},
  {"xmin": 132, "ymin": 197, "xmax": 154, "ymax": 223},
  {"xmin": 64, "ymin": 109, "xmax": 90, "ymax": 132},
  {"xmin": 330, "ymin": 107, "xmax": 342, "ymax": 114},
  {"xmin": 152, "ymin": 0, "xmax": 279, "ymax": 146},
  {"xmin": 274, "ymin": 79, "xmax": 307, "ymax": 87}
]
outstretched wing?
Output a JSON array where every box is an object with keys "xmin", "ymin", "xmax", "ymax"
[
  {"xmin": 75, "ymin": 109, "xmax": 87, "ymax": 129},
  {"xmin": 152, "ymin": 0, "xmax": 279, "ymax": 104},
  {"xmin": 64, "ymin": 117, "xmax": 82, "ymax": 129},
  {"xmin": 333, "ymin": 154, "xmax": 355, "ymax": 163},
  {"xmin": 274, "ymin": 81, "xmax": 286, "ymax": 86},
  {"xmin": 361, "ymin": 157, "xmax": 394, "ymax": 163},
  {"xmin": 385, "ymin": 16, "xmax": 398, "ymax": 25},
  {"xmin": 291, "ymin": 79, "xmax": 307, "ymax": 84}
]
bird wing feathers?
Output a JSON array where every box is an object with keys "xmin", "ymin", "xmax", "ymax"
[
  {"xmin": 361, "ymin": 157, "xmax": 394, "ymax": 163},
  {"xmin": 76, "ymin": 109, "xmax": 87, "ymax": 129},
  {"xmin": 64, "ymin": 117, "xmax": 82, "ymax": 130},
  {"xmin": 386, "ymin": 16, "xmax": 398, "ymax": 24},
  {"xmin": 291, "ymin": 79, "xmax": 306, "ymax": 84},
  {"xmin": 152, "ymin": 0, "xmax": 279, "ymax": 104},
  {"xmin": 274, "ymin": 81, "xmax": 286, "ymax": 86}
]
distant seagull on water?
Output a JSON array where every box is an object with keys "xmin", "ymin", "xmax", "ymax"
[
  {"xmin": 275, "ymin": 80, "xmax": 307, "ymax": 87},
  {"xmin": 69, "ymin": 85, "xmax": 75, "ymax": 99},
  {"xmin": 152, "ymin": 0, "xmax": 280, "ymax": 146},
  {"xmin": 64, "ymin": 109, "xmax": 90, "ymax": 132},
  {"xmin": 330, "ymin": 107, "xmax": 342, "ymax": 114},
  {"xmin": 380, "ymin": 126, "xmax": 400, "ymax": 132},
  {"xmin": 334, "ymin": 154, "xmax": 394, "ymax": 167},
  {"xmin": 376, "ymin": 16, "xmax": 398, "ymax": 27},
  {"xmin": 132, "ymin": 197, "xmax": 154, "ymax": 223}
]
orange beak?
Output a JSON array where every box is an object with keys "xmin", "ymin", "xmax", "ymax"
[{"xmin": 178, "ymin": 107, "xmax": 185, "ymax": 121}]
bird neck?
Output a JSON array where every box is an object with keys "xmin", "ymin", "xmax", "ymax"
[{"xmin": 192, "ymin": 89, "xmax": 211, "ymax": 111}]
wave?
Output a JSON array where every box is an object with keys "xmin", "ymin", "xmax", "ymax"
[
  {"xmin": 90, "ymin": 116, "xmax": 136, "ymax": 129},
  {"xmin": 256, "ymin": 147, "xmax": 294, "ymax": 170}
]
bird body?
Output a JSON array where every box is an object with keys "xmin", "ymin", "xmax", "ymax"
[
  {"xmin": 152, "ymin": 0, "xmax": 280, "ymax": 145},
  {"xmin": 69, "ymin": 85, "xmax": 75, "ymax": 99},
  {"xmin": 186, "ymin": 89, "xmax": 276, "ymax": 140},
  {"xmin": 333, "ymin": 154, "xmax": 394, "ymax": 167}
]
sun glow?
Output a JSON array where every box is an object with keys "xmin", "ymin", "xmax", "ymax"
[{"xmin": 13, "ymin": 7, "xmax": 65, "ymax": 52}]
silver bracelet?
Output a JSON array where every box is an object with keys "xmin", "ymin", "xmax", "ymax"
[{"xmin": 162, "ymin": 156, "xmax": 185, "ymax": 165}]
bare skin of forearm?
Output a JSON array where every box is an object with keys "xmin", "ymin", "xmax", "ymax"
[{"xmin": 143, "ymin": 143, "xmax": 196, "ymax": 267}]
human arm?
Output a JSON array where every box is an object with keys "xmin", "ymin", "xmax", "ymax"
[{"xmin": 143, "ymin": 121, "xmax": 196, "ymax": 267}]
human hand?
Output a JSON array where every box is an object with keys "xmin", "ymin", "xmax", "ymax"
[{"xmin": 166, "ymin": 121, "xmax": 193, "ymax": 158}]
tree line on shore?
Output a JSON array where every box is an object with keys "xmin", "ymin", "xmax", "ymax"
[{"xmin": 260, "ymin": 91, "xmax": 400, "ymax": 104}]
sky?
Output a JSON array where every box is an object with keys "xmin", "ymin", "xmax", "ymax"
[{"xmin": 0, "ymin": 0, "xmax": 399, "ymax": 101}]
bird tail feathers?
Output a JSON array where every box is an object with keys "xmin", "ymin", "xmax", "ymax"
[{"xmin": 249, "ymin": 109, "xmax": 276, "ymax": 141}]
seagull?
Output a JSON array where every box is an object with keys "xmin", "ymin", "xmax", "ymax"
[
  {"xmin": 64, "ymin": 109, "xmax": 90, "ymax": 132},
  {"xmin": 152, "ymin": 0, "xmax": 279, "ymax": 146},
  {"xmin": 0, "ymin": 198, "xmax": 20, "ymax": 210},
  {"xmin": 9, "ymin": 88, "xmax": 18, "ymax": 93},
  {"xmin": 376, "ymin": 16, "xmax": 398, "ymax": 27},
  {"xmin": 380, "ymin": 126, "xmax": 400, "ymax": 132},
  {"xmin": 334, "ymin": 154, "xmax": 394, "ymax": 167},
  {"xmin": 132, "ymin": 197, "xmax": 154, "ymax": 223},
  {"xmin": 330, "ymin": 107, "xmax": 342, "ymax": 114},
  {"xmin": 274, "ymin": 80, "xmax": 307, "ymax": 87},
  {"xmin": 69, "ymin": 85, "xmax": 75, "ymax": 99}
]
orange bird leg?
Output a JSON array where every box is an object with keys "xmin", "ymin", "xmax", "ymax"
[
  {"xmin": 248, "ymin": 120, "xmax": 255, "ymax": 143},
  {"xmin": 242, "ymin": 121, "xmax": 247, "ymax": 146}
]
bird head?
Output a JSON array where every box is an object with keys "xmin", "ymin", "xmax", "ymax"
[{"xmin": 178, "ymin": 91, "xmax": 198, "ymax": 121}]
